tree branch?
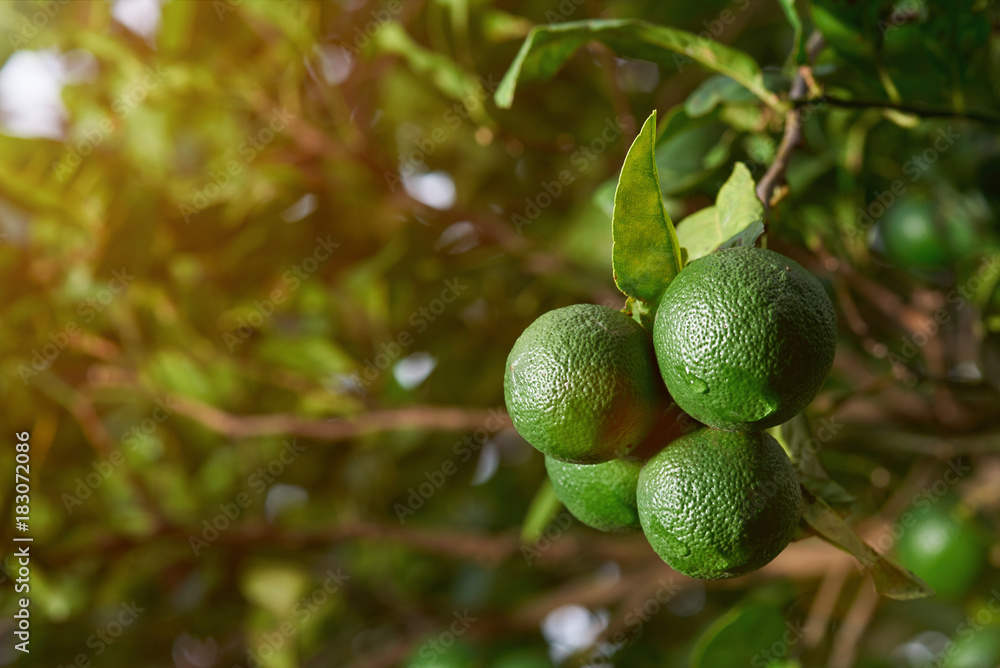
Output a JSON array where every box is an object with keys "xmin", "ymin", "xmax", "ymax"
[
  {"xmin": 170, "ymin": 395, "xmax": 510, "ymax": 441},
  {"xmin": 795, "ymin": 95, "xmax": 1000, "ymax": 125},
  {"xmin": 756, "ymin": 32, "xmax": 825, "ymax": 212}
]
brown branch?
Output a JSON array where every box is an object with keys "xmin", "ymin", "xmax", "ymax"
[
  {"xmin": 66, "ymin": 387, "xmax": 165, "ymax": 528},
  {"xmin": 795, "ymin": 95, "xmax": 1000, "ymax": 125},
  {"xmin": 803, "ymin": 563, "xmax": 851, "ymax": 649},
  {"xmin": 828, "ymin": 578, "xmax": 880, "ymax": 668},
  {"xmin": 170, "ymin": 395, "xmax": 510, "ymax": 441},
  {"xmin": 757, "ymin": 32, "xmax": 825, "ymax": 212}
]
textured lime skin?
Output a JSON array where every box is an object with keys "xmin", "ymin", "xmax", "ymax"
[
  {"xmin": 505, "ymin": 304, "xmax": 665, "ymax": 463},
  {"xmin": 895, "ymin": 503, "xmax": 986, "ymax": 599},
  {"xmin": 545, "ymin": 455, "xmax": 642, "ymax": 533},
  {"xmin": 653, "ymin": 246, "xmax": 837, "ymax": 431},
  {"xmin": 636, "ymin": 428, "xmax": 802, "ymax": 580}
]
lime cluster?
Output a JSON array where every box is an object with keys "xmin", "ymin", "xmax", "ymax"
[{"xmin": 504, "ymin": 246, "xmax": 837, "ymax": 580}]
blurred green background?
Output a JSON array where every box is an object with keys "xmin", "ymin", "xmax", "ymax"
[{"xmin": 0, "ymin": 1, "xmax": 999, "ymax": 666}]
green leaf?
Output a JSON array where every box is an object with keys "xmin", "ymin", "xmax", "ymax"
[
  {"xmin": 685, "ymin": 74, "xmax": 759, "ymax": 118},
  {"xmin": 716, "ymin": 162, "xmax": 765, "ymax": 245},
  {"xmin": 675, "ymin": 162, "xmax": 764, "ymax": 263},
  {"xmin": 494, "ymin": 19, "xmax": 784, "ymax": 112},
  {"xmin": 690, "ymin": 602, "xmax": 788, "ymax": 668},
  {"xmin": 612, "ymin": 111, "xmax": 682, "ymax": 318},
  {"xmin": 655, "ymin": 103, "xmax": 723, "ymax": 147},
  {"xmin": 778, "ymin": 0, "xmax": 807, "ymax": 66},
  {"xmin": 521, "ymin": 478, "xmax": 562, "ymax": 543},
  {"xmin": 801, "ymin": 492, "xmax": 935, "ymax": 600},
  {"xmin": 655, "ymin": 123, "xmax": 733, "ymax": 196},
  {"xmin": 674, "ymin": 206, "xmax": 719, "ymax": 263}
]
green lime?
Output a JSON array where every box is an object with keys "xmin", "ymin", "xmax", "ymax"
[
  {"xmin": 545, "ymin": 455, "xmax": 642, "ymax": 533},
  {"xmin": 505, "ymin": 304, "xmax": 666, "ymax": 463},
  {"xmin": 653, "ymin": 246, "xmax": 837, "ymax": 431},
  {"xmin": 880, "ymin": 198, "xmax": 951, "ymax": 268},
  {"xmin": 895, "ymin": 502, "xmax": 987, "ymax": 599},
  {"xmin": 636, "ymin": 428, "xmax": 801, "ymax": 580}
]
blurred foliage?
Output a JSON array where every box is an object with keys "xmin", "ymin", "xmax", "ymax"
[{"xmin": 0, "ymin": 1, "xmax": 999, "ymax": 667}]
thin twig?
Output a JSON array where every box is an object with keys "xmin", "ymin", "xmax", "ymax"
[
  {"xmin": 170, "ymin": 395, "xmax": 511, "ymax": 441},
  {"xmin": 804, "ymin": 563, "xmax": 851, "ymax": 649},
  {"xmin": 67, "ymin": 389, "xmax": 165, "ymax": 528},
  {"xmin": 828, "ymin": 578, "xmax": 880, "ymax": 668},
  {"xmin": 795, "ymin": 95, "xmax": 1000, "ymax": 125},
  {"xmin": 757, "ymin": 32, "xmax": 825, "ymax": 212}
]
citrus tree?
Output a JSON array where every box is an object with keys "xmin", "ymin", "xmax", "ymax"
[{"xmin": 1, "ymin": 2, "xmax": 999, "ymax": 667}]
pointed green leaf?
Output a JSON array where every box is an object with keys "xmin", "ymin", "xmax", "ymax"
[
  {"xmin": 612, "ymin": 111, "xmax": 682, "ymax": 311},
  {"xmin": 494, "ymin": 19, "xmax": 784, "ymax": 112},
  {"xmin": 801, "ymin": 491, "xmax": 935, "ymax": 600},
  {"xmin": 675, "ymin": 162, "xmax": 764, "ymax": 263},
  {"xmin": 716, "ymin": 162, "xmax": 765, "ymax": 246}
]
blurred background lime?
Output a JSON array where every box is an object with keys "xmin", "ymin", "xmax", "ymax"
[{"xmin": 895, "ymin": 499, "xmax": 988, "ymax": 599}]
